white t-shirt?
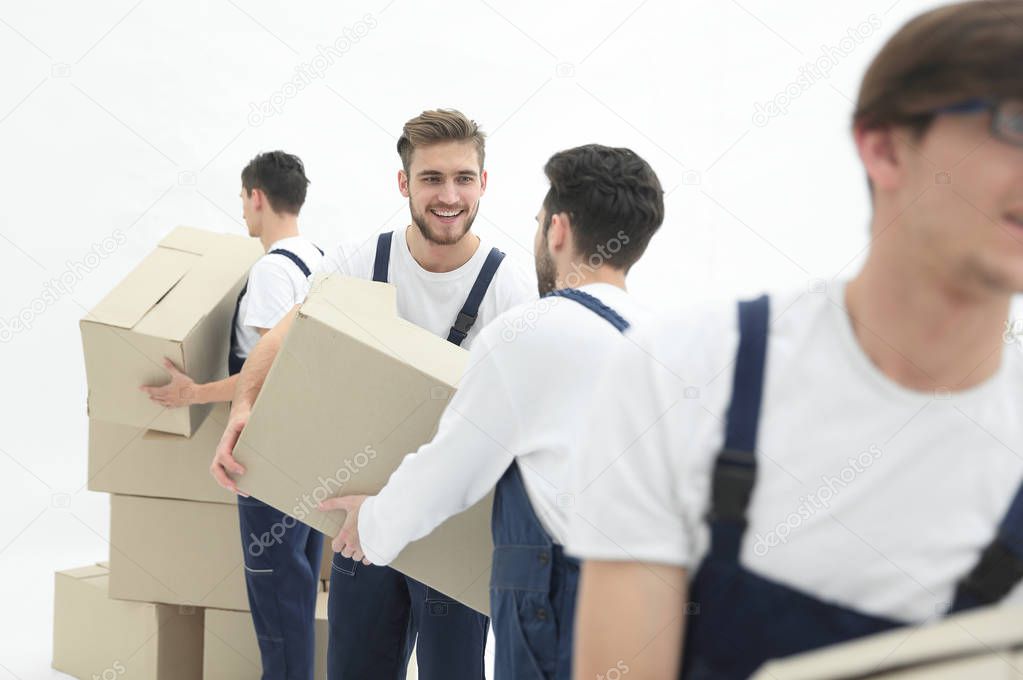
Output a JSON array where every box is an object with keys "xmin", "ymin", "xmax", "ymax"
[
  {"xmin": 317, "ymin": 228, "xmax": 536, "ymax": 349},
  {"xmin": 568, "ymin": 281, "xmax": 1023, "ymax": 623},
  {"xmin": 356, "ymin": 284, "xmax": 650, "ymax": 566},
  {"xmin": 234, "ymin": 236, "xmax": 324, "ymax": 359}
]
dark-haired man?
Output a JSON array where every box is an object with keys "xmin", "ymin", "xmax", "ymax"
[
  {"xmin": 568, "ymin": 2, "xmax": 1023, "ymax": 678},
  {"xmin": 212, "ymin": 110, "xmax": 536, "ymax": 680},
  {"xmin": 144, "ymin": 151, "xmax": 324, "ymax": 680},
  {"xmin": 321, "ymin": 144, "xmax": 666, "ymax": 680}
]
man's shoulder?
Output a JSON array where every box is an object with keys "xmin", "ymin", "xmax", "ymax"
[{"xmin": 320, "ymin": 236, "xmax": 379, "ymax": 280}]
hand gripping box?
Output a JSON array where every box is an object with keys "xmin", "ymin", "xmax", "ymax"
[
  {"xmin": 81, "ymin": 226, "xmax": 262, "ymax": 436},
  {"xmin": 234, "ymin": 274, "xmax": 494, "ymax": 614}
]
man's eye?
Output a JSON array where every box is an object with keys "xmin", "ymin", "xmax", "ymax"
[{"xmin": 457, "ymin": 176, "xmax": 474, "ymax": 183}]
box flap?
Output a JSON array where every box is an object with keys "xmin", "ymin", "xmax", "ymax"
[
  {"xmin": 301, "ymin": 275, "xmax": 464, "ymax": 387},
  {"xmin": 84, "ymin": 248, "xmax": 199, "ymax": 330},
  {"xmin": 133, "ymin": 235, "xmax": 262, "ymax": 341},
  {"xmin": 159, "ymin": 225, "xmax": 227, "ymax": 255},
  {"xmin": 58, "ymin": 564, "xmax": 109, "ymax": 580}
]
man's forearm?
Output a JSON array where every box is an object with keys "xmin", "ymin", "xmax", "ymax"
[
  {"xmin": 231, "ymin": 333, "xmax": 280, "ymax": 413},
  {"xmin": 229, "ymin": 305, "xmax": 297, "ymax": 415},
  {"xmin": 195, "ymin": 374, "xmax": 239, "ymax": 405}
]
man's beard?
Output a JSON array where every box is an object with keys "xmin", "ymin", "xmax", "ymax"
[
  {"xmin": 535, "ymin": 245, "xmax": 558, "ymax": 297},
  {"xmin": 410, "ymin": 200, "xmax": 479, "ymax": 246}
]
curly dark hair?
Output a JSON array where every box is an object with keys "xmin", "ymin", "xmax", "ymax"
[
  {"xmin": 240, "ymin": 150, "xmax": 310, "ymax": 215},
  {"xmin": 542, "ymin": 144, "xmax": 664, "ymax": 272}
]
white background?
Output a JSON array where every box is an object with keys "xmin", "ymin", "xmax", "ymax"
[{"xmin": 0, "ymin": 0, "xmax": 959, "ymax": 677}]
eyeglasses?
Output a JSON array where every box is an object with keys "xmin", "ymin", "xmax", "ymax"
[{"xmin": 931, "ymin": 99, "xmax": 1023, "ymax": 148}]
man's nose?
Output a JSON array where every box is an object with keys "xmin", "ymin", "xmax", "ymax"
[{"xmin": 437, "ymin": 180, "xmax": 459, "ymax": 204}]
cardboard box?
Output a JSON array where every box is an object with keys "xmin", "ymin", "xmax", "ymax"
[
  {"xmin": 88, "ymin": 402, "xmax": 235, "ymax": 504},
  {"xmin": 109, "ymin": 494, "xmax": 248, "ymax": 611},
  {"xmin": 203, "ymin": 588, "xmax": 328, "ymax": 680},
  {"xmin": 235, "ymin": 274, "xmax": 494, "ymax": 614},
  {"xmin": 81, "ymin": 226, "xmax": 263, "ymax": 436},
  {"xmin": 53, "ymin": 563, "xmax": 203, "ymax": 679},
  {"xmin": 753, "ymin": 603, "xmax": 1023, "ymax": 679}
]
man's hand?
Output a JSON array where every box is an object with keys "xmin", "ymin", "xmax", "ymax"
[
  {"xmin": 210, "ymin": 408, "xmax": 249, "ymax": 496},
  {"xmin": 318, "ymin": 495, "xmax": 371, "ymax": 563},
  {"xmin": 140, "ymin": 358, "xmax": 200, "ymax": 408}
]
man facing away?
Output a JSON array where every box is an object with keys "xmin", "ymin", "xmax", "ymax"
[
  {"xmin": 320, "ymin": 144, "xmax": 665, "ymax": 680},
  {"xmin": 211, "ymin": 109, "xmax": 536, "ymax": 680},
  {"xmin": 143, "ymin": 150, "xmax": 325, "ymax": 680},
  {"xmin": 569, "ymin": 2, "xmax": 1023, "ymax": 678}
]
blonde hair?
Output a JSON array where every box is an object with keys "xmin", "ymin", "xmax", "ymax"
[{"xmin": 396, "ymin": 109, "xmax": 486, "ymax": 172}]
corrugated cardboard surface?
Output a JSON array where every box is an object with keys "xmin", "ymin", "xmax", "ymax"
[
  {"xmin": 203, "ymin": 588, "xmax": 328, "ymax": 680},
  {"xmin": 108, "ymin": 494, "xmax": 248, "ymax": 611},
  {"xmin": 81, "ymin": 226, "xmax": 262, "ymax": 435},
  {"xmin": 88, "ymin": 402, "xmax": 235, "ymax": 504},
  {"xmin": 753, "ymin": 604, "xmax": 1023, "ymax": 679},
  {"xmin": 235, "ymin": 274, "xmax": 494, "ymax": 614},
  {"xmin": 53, "ymin": 564, "xmax": 203, "ymax": 679}
]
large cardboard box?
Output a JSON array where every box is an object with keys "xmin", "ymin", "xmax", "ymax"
[
  {"xmin": 53, "ymin": 564, "xmax": 203, "ymax": 679},
  {"xmin": 81, "ymin": 226, "xmax": 262, "ymax": 436},
  {"xmin": 109, "ymin": 494, "xmax": 248, "ymax": 611},
  {"xmin": 88, "ymin": 402, "xmax": 235, "ymax": 504},
  {"xmin": 753, "ymin": 604, "xmax": 1023, "ymax": 679},
  {"xmin": 203, "ymin": 588, "xmax": 328, "ymax": 680},
  {"xmin": 235, "ymin": 274, "xmax": 494, "ymax": 614}
]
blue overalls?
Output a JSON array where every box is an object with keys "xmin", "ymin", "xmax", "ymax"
[
  {"xmin": 491, "ymin": 288, "xmax": 630, "ymax": 680},
  {"xmin": 681, "ymin": 295, "xmax": 1023, "ymax": 679},
  {"xmin": 327, "ymin": 231, "xmax": 506, "ymax": 680},
  {"xmin": 231, "ymin": 247, "xmax": 325, "ymax": 680}
]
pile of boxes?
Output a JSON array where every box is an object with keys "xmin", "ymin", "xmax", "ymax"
[
  {"xmin": 58, "ymin": 226, "xmax": 495, "ymax": 678},
  {"xmin": 55, "ymin": 226, "xmax": 332, "ymax": 679}
]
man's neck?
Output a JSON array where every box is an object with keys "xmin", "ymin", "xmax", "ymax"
[
  {"xmin": 405, "ymin": 224, "xmax": 480, "ymax": 273},
  {"xmin": 259, "ymin": 215, "xmax": 300, "ymax": 252},
  {"xmin": 557, "ymin": 264, "xmax": 627, "ymax": 291},
  {"xmin": 845, "ymin": 222, "xmax": 1012, "ymax": 392}
]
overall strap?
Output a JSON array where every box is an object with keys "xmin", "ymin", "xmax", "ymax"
[
  {"xmin": 707, "ymin": 294, "xmax": 770, "ymax": 560},
  {"xmin": 951, "ymin": 480, "xmax": 1023, "ymax": 611},
  {"xmin": 447, "ymin": 247, "xmax": 506, "ymax": 346},
  {"xmin": 543, "ymin": 288, "xmax": 630, "ymax": 333},
  {"xmin": 267, "ymin": 246, "xmax": 322, "ymax": 278},
  {"xmin": 372, "ymin": 232, "xmax": 393, "ymax": 283}
]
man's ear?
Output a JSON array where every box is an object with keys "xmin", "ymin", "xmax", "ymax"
[
  {"xmin": 546, "ymin": 212, "xmax": 570, "ymax": 255},
  {"xmin": 398, "ymin": 170, "xmax": 410, "ymax": 198},
  {"xmin": 479, "ymin": 169, "xmax": 487, "ymax": 196},
  {"xmin": 854, "ymin": 125, "xmax": 903, "ymax": 193}
]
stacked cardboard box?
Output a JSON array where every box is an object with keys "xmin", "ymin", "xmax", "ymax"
[{"xmin": 55, "ymin": 226, "xmax": 313, "ymax": 678}]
